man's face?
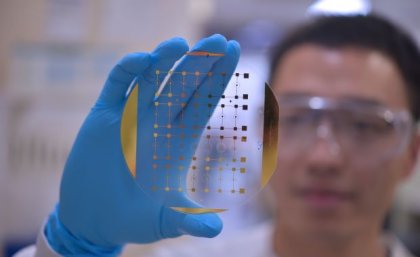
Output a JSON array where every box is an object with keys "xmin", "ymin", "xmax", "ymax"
[{"xmin": 270, "ymin": 44, "xmax": 417, "ymax": 240}]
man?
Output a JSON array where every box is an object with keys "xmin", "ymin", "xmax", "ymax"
[
  {"xmin": 267, "ymin": 14, "xmax": 419, "ymax": 257},
  {"xmin": 15, "ymin": 14, "xmax": 419, "ymax": 257}
]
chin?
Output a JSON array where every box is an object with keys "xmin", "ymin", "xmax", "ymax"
[
  {"xmin": 295, "ymin": 219, "xmax": 356, "ymax": 241},
  {"xmin": 278, "ymin": 204, "xmax": 358, "ymax": 239}
]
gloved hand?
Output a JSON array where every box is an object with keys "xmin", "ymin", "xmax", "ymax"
[{"xmin": 44, "ymin": 34, "xmax": 240, "ymax": 256}]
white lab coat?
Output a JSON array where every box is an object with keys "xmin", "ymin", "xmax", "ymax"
[{"xmin": 13, "ymin": 222, "xmax": 416, "ymax": 257}]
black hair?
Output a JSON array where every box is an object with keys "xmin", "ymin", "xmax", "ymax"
[{"xmin": 269, "ymin": 14, "xmax": 420, "ymax": 122}]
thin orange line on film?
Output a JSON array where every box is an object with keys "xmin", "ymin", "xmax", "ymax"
[{"xmin": 185, "ymin": 51, "xmax": 225, "ymax": 57}]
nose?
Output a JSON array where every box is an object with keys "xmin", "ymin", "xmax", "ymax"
[
  {"xmin": 316, "ymin": 121, "xmax": 341, "ymax": 156},
  {"xmin": 306, "ymin": 121, "xmax": 344, "ymax": 178}
]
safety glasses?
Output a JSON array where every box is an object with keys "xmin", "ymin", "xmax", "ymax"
[{"xmin": 277, "ymin": 94, "xmax": 415, "ymax": 164}]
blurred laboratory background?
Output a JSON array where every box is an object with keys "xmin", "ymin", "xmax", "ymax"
[{"xmin": 0, "ymin": 0, "xmax": 420, "ymax": 256}]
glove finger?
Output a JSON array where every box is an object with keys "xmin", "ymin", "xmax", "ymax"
[
  {"xmin": 147, "ymin": 37, "xmax": 190, "ymax": 81},
  {"xmin": 133, "ymin": 38, "xmax": 189, "ymax": 189},
  {"xmin": 160, "ymin": 207, "xmax": 223, "ymax": 238},
  {"xmin": 138, "ymin": 37, "xmax": 189, "ymax": 111},
  {"xmin": 180, "ymin": 213, "xmax": 223, "ymax": 238},
  {"xmin": 173, "ymin": 40, "xmax": 240, "ymax": 131},
  {"xmin": 97, "ymin": 53, "xmax": 151, "ymax": 108},
  {"xmin": 154, "ymin": 34, "xmax": 228, "ymax": 120}
]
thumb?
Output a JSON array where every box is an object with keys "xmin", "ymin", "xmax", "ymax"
[
  {"xmin": 161, "ymin": 208, "xmax": 223, "ymax": 238},
  {"xmin": 180, "ymin": 213, "xmax": 223, "ymax": 238}
]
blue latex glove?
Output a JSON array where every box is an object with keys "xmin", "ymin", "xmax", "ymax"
[{"xmin": 44, "ymin": 34, "xmax": 240, "ymax": 256}]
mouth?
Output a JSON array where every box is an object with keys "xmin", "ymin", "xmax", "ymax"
[{"xmin": 295, "ymin": 187, "xmax": 354, "ymax": 210}]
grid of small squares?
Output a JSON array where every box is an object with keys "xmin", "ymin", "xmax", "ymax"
[{"xmin": 151, "ymin": 70, "xmax": 250, "ymax": 195}]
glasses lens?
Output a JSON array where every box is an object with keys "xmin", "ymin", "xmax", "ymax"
[
  {"xmin": 278, "ymin": 108, "xmax": 319, "ymax": 157},
  {"xmin": 334, "ymin": 110, "xmax": 396, "ymax": 155},
  {"xmin": 277, "ymin": 100, "xmax": 412, "ymax": 163}
]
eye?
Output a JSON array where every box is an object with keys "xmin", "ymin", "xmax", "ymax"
[
  {"xmin": 353, "ymin": 120, "xmax": 373, "ymax": 130},
  {"xmin": 279, "ymin": 114, "xmax": 305, "ymax": 125},
  {"xmin": 350, "ymin": 118, "xmax": 392, "ymax": 135},
  {"xmin": 279, "ymin": 111, "xmax": 314, "ymax": 127},
  {"xmin": 278, "ymin": 110, "xmax": 321, "ymax": 136}
]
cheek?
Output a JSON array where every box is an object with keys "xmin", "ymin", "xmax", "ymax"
[
  {"xmin": 269, "ymin": 172, "xmax": 292, "ymax": 215},
  {"xmin": 271, "ymin": 167, "xmax": 290, "ymax": 194},
  {"xmin": 353, "ymin": 162, "xmax": 402, "ymax": 214},
  {"xmin": 270, "ymin": 156, "xmax": 301, "ymax": 201}
]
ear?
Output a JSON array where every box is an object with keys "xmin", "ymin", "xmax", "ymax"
[{"xmin": 401, "ymin": 132, "xmax": 420, "ymax": 180}]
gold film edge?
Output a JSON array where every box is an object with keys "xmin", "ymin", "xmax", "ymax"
[
  {"xmin": 121, "ymin": 84, "xmax": 138, "ymax": 178},
  {"xmin": 170, "ymin": 207, "xmax": 227, "ymax": 214},
  {"xmin": 261, "ymin": 84, "xmax": 279, "ymax": 188},
  {"xmin": 185, "ymin": 51, "xmax": 225, "ymax": 57}
]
